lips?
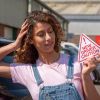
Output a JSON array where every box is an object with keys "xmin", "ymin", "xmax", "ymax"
[{"xmin": 45, "ymin": 42, "xmax": 54, "ymax": 47}]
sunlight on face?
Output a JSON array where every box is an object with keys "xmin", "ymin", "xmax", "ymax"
[{"xmin": 32, "ymin": 22, "xmax": 56, "ymax": 54}]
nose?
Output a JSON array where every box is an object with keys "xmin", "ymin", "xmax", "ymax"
[{"xmin": 45, "ymin": 33, "xmax": 51, "ymax": 41}]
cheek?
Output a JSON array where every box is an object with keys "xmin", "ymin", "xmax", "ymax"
[
  {"xmin": 53, "ymin": 34, "xmax": 56, "ymax": 42},
  {"xmin": 33, "ymin": 38, "xmax": 44, "ymax": 48}
]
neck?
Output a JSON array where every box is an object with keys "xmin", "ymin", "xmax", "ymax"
[{"xmin": 38, "ymin": 51, "xmax": 60, "ymax": 64}]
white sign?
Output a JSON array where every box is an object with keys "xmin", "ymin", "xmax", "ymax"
[{"xmin": 78, "ymin": 33, "xmax": 100, "ymax": 62}]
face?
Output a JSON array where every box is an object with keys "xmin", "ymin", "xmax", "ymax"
[{"xmin": 32, "ymin": 22, "xmax": 56, "ymax": 54}]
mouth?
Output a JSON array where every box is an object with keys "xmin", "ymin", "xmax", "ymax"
[{"xmin": 45, "ymin": 42, "xmax": 54, "ymax": 47}]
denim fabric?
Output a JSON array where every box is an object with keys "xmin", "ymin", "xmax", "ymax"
[
  {"xmin": 32, "ymin": 55, "xmax": 81, "ymax": 100},
  {"xmin": 39, "ymin": 83, "xmax": 81, "ymax": 100}
]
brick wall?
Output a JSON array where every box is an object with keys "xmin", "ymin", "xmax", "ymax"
[
  {"xmin": 0, "ymin": 24, "xmax": 4, "ymax": 37},
  {"xmin": 68, "ymin": 35, "xmax": 96, "ymax": 45}
]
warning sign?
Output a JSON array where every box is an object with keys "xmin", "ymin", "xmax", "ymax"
[{"xmin": 78, "ymin": 34, "xmax": 100, "ymax": 63}]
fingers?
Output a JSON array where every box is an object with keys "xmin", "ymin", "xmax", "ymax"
[
  {"xmin": 82, "ymin": 55, "xmax": 100, "ymax": 75},
  {"xmin": 20, "ymin": 19, "xmax": 31, "ymax": 33},
  {"xmin": 19, "ymin": 19, "xmax": 31, "ymax": 36},
  {"xmin": 20, "ymin": 23, "xmax": 29, "ymax": 33},
  {"xmin": 21, "ymin": 19, "xmax": 28, "ymax": 28},
  {"xmin": 83, "ymin": 56, "xmax": 97, "ymax": 67},
  {"xmin": 95, "ymin": 54, "xmax": 100, "ymax": 63},
  {"xmin": 88, "ymin": 54, "xmax": 100, "ymax": 64}
]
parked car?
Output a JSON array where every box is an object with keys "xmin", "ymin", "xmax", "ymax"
[
  {"xmin": 60, "ymin": 41, "xmax": 100, "ymax": 85},
  {"xmin": 0, "ymin": 38, "xmax": 30, "ymax": 99},
  {"xmin": 60, "ymin": 41, "xmax": 78, "ymax": 55},
  {"xmin": 0, "ymin": 38, "xmax": 100, "ymax": 99}
]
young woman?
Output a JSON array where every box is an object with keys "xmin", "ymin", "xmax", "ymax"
[{"xmin": 0, "ymin": 11, "xmax": 100, "ymax": 100}]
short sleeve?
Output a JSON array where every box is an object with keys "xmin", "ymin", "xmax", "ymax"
[
  {"xmin": 10, "ymin": 63, "xmax": 32, "ymax": 86},
  {"xmin": 70, "ymin": 55, "xmax": 82, "ymax": 78},
  {"xmin": 72, "ymin": 54, "xmax": 82, "ymax": 79},
  {"xmin": 73, "ymin": 61, "xmax": 82, "ymax": 77}
]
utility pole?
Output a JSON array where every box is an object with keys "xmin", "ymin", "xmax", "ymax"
[{"xmin": 28, "ymin": 0, "xmax": 32, "ymax": 14}]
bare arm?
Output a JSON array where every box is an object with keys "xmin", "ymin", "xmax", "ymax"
[
  {"xmin": 82, "ymin": 74, "xmax": 100, "ymax": 100},
  {"xmin": 0, "ymin": 62, "xmax": 11, "ymax": 78},
  {"xmin": 0, "ymin": 20, "xmax": 29, "ymax": 78},
  {"xmin": 0, "ymin": 42, "xmax": 17, "ymax": 61},
  {"xmin": 82, "ymin": 56, "xmax": 100, "ymax": 100},
  {"xmin": 0, "ymin": 42, "xmax": 17, "ymax": 78}
]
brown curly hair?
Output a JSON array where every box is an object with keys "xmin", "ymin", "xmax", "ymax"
[{"xmin": 15, "ymin": 11, "xmax": 64, "ymax": 64}]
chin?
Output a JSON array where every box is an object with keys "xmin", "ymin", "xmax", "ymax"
[
  {"xmin": 43, "ymin": 48, "xmax": 55, "ymax": 54},
  {"xmin": 46, "ymin": 49, "xmax": 54, "ymax": 53}
]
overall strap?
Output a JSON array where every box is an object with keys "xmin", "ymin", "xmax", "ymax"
[
  {"xmin": 66, "ymin": 55, "xmax": 75, "ymax": 80},
  {"xmin": 32, "ymin": 64, "xmax": 43, "ymax": 86}
]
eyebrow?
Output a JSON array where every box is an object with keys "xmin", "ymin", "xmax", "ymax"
[
  {"xmin": 35, "ymin": 25, "xmax": 52, "ymax": 34},
  {"xmin": 47, "ymin": 26, "xmax": 53, "ymax": 31}
]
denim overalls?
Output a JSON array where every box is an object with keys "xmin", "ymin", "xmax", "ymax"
[{"xmin": 32, "ymin": 55, "xmax": 82, "ymax": 100}]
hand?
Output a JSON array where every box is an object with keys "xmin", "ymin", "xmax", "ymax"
[
  {"xmin": 82, "ymin": 55, "xmax": 100, "ymax": 76},
  {"xmin": 14, "ymin": 20, "xmax": 29, "ymax": 49},
  {"xmin": 95, "ymin": 54, "xmax": 100, "ymax": 63}
]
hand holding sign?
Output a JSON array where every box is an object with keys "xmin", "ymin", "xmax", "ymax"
[
  {"xmin": 78, "ymin": 33, "xmax": 100, "ymax": 63},
  {"xmin": 95, "ymin": 54, "xmax": 100, "ymax": 62},
  {"xmin": 78, "ymin": 33, "xmax": 100, "ymax": 76},
  {"xmin": 82, "ymin": 56, "xmax": 98, "ymax": 75}
]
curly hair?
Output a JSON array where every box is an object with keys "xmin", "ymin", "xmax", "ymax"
[{"xmin": 15, "ymin": 11, "xmax": 64, "ymax": 64}]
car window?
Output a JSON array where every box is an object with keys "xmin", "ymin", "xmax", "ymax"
[{"xmin": 0, "ymin": 38, "xmax": 14, "ymax": 62}]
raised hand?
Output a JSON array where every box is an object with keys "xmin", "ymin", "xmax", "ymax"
[
  {"xmin": 14, "ymin": 20, "xmax": 30, "ymax": 49},
  {"xmin": 95, "ymin": 54, "xmax": 100, "ymax": 63},
  {"xmin": 82, "ymin": 55, "xmax": 100, "ymax": 75}
]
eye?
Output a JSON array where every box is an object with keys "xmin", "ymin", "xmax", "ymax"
[
  {"xmin": 37, "ymin": 31, "xmax": 44, "ymax": 37},
  {"xmin": 48, "ymin": 29, "xmax": 54, "ymax": 34}
]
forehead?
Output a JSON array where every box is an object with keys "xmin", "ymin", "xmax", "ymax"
[{"xmin": 33, "ymin": 22, "xmax": 52, "ymax": 33}]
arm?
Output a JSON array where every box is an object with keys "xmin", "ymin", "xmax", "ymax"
[
  {"xmin": 0, "ymin": 20, "xmax": 29, "ymax": 78},
  {"xmin": 82, "ymin": 56, "xmax": 100, "ymax": 100},
  {"xmin": 0, "ymin": 42, "xmax": 18, "ymax": 78},
  {"xmin": 0, "ymin": 42, "xmax": 17, "ymax": 61},
  {"xmin": 82, "ymin": 73, "xmax": 100, "ymax": 100},
  {"xmin": 0, "ymin": 62, "xmax": 11, "ymax": 78}
]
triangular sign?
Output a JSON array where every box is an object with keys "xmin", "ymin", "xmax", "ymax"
[{"xmin": 78, "ymin": 33, "xmax": 100, "ymax": 63}]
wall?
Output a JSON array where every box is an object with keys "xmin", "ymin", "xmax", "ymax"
[
  {"xmin": 0, "ymin": 0, "xmax": 27, "ymax": 28},
  {"xmin": 68, "ymin": 21, "xmax": 100, "ymax": 35}
]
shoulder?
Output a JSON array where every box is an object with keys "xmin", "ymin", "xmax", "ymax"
[
  {"xmin": 10, "ymin": 63, "xmax": 33, "ymax": 75},
  {"xmin": 10, "ymin": 63, "xmax": 37, "ymax": 84},
  {"xmin": 60, "ymin": 53, "xmax": 78, "ymax": 64},
  {"xmin": 60, "ymin": 53, "xmax": 70, "ymax": 62},
  {"xmin": 61, "ymin": 53, "xmax": 82, "ymax": 74},
  {"xmin": 74, "ymin": 62, "xmax": 82, "ymax": 73},
  {"xmin": 10, "ymin": 63, "xmax": 32, "ymax": 68}
]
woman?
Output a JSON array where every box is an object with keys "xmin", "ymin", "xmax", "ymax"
[{"xmin": 0, "ymin": 11, "xmax": 100, "ymax": 100}]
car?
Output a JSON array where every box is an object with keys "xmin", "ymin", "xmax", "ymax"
[
  {"xmin": 60, "ymin": 41, "xmax": 100, "ymax": 85},
  {"xmin": 0, "ymin": 38, "xmax": 100, "ymax": 99},
  {"xmin": 0, "ymin": 38, "xmax": 30, "ymax": 99},
  {"xmin": 60, "ymin": 41, "xmax": 78, "ymax": 55}
]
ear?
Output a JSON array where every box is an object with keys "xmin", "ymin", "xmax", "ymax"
[
  {"xmin": 30, "ymin": 40, "xmax": 33, "ymax": 44},
  {"xmin": 29, "ymin": 38, "xmax": 33, "ymax": 44}
]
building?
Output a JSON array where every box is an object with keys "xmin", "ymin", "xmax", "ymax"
[
  {"xmin": 41, "ymin": 0, "xmax": 100, "ymax": 45},
  {"xmin": 0, "ymin": 0, "xmax": 68, "ymax": 40},
  {"xmin": 0, "ymin": 0, "xmax": 43, "ymax": 40}
]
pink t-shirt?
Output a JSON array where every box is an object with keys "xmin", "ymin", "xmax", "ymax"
[{"xmin": 10, "ymin": 54, "xmax": 84, "ymax": 100}]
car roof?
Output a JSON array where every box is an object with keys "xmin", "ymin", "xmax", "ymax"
[
  {"xmin": 60, "ymin": 41, "xmax": 79, "ymax": 55},
  {"xmin": 0, "ymin": 38, "xmax": 14, "ymax": 46},
  {"xmin": 61, "ymin": 41, "xmax": 79, "ymax": 50}
]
